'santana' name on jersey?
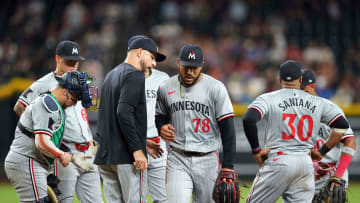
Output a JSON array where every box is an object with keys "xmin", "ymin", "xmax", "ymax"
[
  {"xmin": 278, "ymin": 97, "xmax": 316, "ymax": 113},
  {"xmin": 169, "ymin": 101, "xmax": 210, "ymax": 116}
]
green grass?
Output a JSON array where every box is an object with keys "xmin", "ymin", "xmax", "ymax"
[{"xmin": 1, "ymin": 181, "xmax": 360, "ymax": 202}]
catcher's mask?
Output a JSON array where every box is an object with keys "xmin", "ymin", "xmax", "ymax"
[{"xmin": 55, "ymin": 71, "xmax": 98, "ymax": 109}]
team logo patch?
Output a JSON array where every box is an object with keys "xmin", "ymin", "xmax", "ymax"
[{"xmin": 188, "ymin": 51, "xmax": 196, "ymax": 60}]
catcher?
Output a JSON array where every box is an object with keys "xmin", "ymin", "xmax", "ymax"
[
  {"xmin": 301, "ymin": 69, "xmax": 356, "ymax": 203},
  {"xmin": 4, "ymin": 71, "xmax": 95, "ymax": 203}
]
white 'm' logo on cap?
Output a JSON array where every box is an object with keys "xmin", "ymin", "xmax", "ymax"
[
  {"xmin": 72, "ymin": 47, "xmax": 78, "ymax": 55},
  {"xmin": 188, "ymin": 51, "xmax": 196, "ymax": 60},
  {"xmin": 286, "ymin": 76, "xmax": 291, "ymax": 80}
]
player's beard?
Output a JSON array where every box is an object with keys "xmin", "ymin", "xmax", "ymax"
[
  {"xmin": 179, "ymin": 73, "xmax": 201, "ymax": 87},
  {"xmin": 139, "ymin": 60, "xmax": 149, "ymax": 73}
]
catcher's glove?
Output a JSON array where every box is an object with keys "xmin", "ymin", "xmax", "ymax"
[
  {"xmin": 47, "ymin": 174, "xmax": 60, "ymax": 203},
  {"xmin": 313, "ymin": 176, "xmax": 347, "ymax": 203},
  {"xmin": 212, "ymin": 169, "xmax": 240, "ymax": 203}
]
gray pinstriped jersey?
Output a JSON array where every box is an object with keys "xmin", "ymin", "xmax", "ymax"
[
  {"xmin": 10, "ymin": 95, "xmax": 64, "ymax": 165},
  {"xmin": 316, "ymin": 123, "xmax": 354, "ymax": 163},
  {"xmin": 18, "ymin": 72, "xmax": 92, "ymax": 143},
  {"xmin": 249, "ymin": 88, "xmax": 345, "ymax": 153},
  {"xmin": 156, "ymin": 74, "xmax": 234, "ymax": 153},
  {"xmin": 146, "ymin": 69, "xmax": 169, "ymax": 138}
]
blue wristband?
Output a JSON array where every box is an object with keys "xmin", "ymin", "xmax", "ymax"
[{"xmin": 251, "ymin": 146, "xmax": 261, "ymax": 154}]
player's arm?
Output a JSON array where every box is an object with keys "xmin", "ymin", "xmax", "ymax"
[
  {"xmin": 13, "ymin": 101, "xmax": 27, "ymax": 116},
  {"xmin": 117, "ymin": 72, "xmax": 147, "ymax": 170},
  {"xmin": 218, "ymin": 116, "xmax": 236, "ymax": 169},
  {"xmin": 242, "ymin": 108, "xmax": 270, "ymax": 167},
  {"xmin": 334, "ymin": 135, "xmax": 356, "ymax": 178},
  {"xmin": 155, "ymin": 86, "xmax": 176, "ymax": 142},
  {"xmin": 14, "ymin": 86, "xmax": 41, "ymax": 116},
  {"xmin": 317, "ymin": 116, "xmax": 349, "ymax": 158},
  {"xmin": 155, "ymin": 114, "xmax": 176, "ymax": 142},
  {"xmin": 34, "ymin": 133, "xmax": 72, "ymax": 166}
]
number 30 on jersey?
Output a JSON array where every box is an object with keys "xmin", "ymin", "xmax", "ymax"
[{"xmin": 282, "ymin": 113, "xmax": 313, "ymax": 141}]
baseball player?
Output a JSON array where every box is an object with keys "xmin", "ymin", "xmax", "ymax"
[
  {"xmin": 12, "ymin": 41, "xmax": 103, "ymax": 203},
  {"xmin": 127, "ymin": 35, "xmax": 169, "ymax": 203},
  {"xmin": 144, "ymin": 68, "xmax": 169, "ymax": 202},
  {"xmin": 5, "ymin": 71, "xmax": 93, "ymax": 202},
  {"xmin": 155, "ymin": 44, "xmax": 236, "ymax": 203},
  {"xmin": 94, "ymin": 35, "xmax": 166, "ymax": 203},
  {"xmin": 243, "ymin": 60, "xmax": 350, "ymax": 203},
  {"xmin": 300, "ymin": 69, "xmax": 356, "ymax": 198}
]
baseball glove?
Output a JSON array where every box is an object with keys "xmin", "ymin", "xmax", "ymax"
[
  {"xmin": 212, "ymin": 169, "xmax": 240, "ymax": 203},
  {"xmin": 47, "ymin": 174, "xmax": 60, "ymax": 203},
  {"xmin": 71, "ymin": 153, "xmax": 94, "ymax": 171},
  {"xmin": 313, "ymin": 176, "xmax": 347, "ymax": 203}
]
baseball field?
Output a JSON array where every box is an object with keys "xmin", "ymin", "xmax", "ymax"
[{"xmin": 1, "ymin": 181, "xmax": 360, "ymax": 202}]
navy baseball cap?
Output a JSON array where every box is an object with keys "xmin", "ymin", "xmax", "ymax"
[
  {"xmin": 178, "ymin": 44, "xmax": 204, "ymax": 67},
  {"xmin": 300, "ymin": 69, "xmax": 316, "ymax": 89},
  {"xmin": 128, "ymin": 35, "xmax": 166, "ymax": 62},
  {"xmin": 56, "ymin": 40, "xmax": 85, "ymax": 61},
  {"xmin": 279, "ymin": 60, "xmax": 302, "ymax": 81}
]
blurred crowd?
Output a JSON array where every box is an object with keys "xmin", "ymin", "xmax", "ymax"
[{"xmin": 1, "ymin": 0, "xmax": 360, "ymax": 104}]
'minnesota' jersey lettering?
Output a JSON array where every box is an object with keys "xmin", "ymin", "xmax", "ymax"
[
  {"xmin": 156, "ymin": 74, "xmax": 234, "ymax": 153},
  {"xmin": 169, "ymin": 101, "xmax": 210, "ymax": 116}
]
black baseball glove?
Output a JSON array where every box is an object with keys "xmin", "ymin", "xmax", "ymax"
[
  {"xmin": 47, "ymin": 174, "xmax": 61, "ymax": 203},
  {"xmin": 212, "ymin": 169, "xmax": 240, "ymax": 203},
  {"xmin": 313, "ymin": 176, "xmax": 347, "ymax": 203}
]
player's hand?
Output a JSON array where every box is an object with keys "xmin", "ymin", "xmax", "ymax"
[
  {"xmin": 160, "ymin": 124, "xmax": 176, "ymax": 142},
  {"xmin": 220, "ymin": 168, "xmax": 235, "ymax": 182},
  {"xmin": 133, "ymin": 150, "xmax": 148, "ymax": 171},
  {"xmin": 253, "ymin": 148, "xmax": 270, "ymax": 167},
  {"xmin": 311, "ymin": 149, "xmax": 323, "ymax": 161},
  {"xmin": 59, "ymin": 152, "xmax": 72, "ymax": 167},
  {"xmin": 146, "ymin": 140, "xmax": 164, "ymax": 159},
  {"xmin": 330, "ymin": 176, "xmax": 342, "ymax": 191}
]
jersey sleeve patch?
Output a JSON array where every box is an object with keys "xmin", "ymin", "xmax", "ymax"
[{"xmin": 42, "ymin": 95, "xmax": 59, "ymax": 113}]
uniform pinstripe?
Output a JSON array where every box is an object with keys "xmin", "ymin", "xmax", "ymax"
[
  {"xmin": 143, "ymin": 69, "xmax": 169, "ymax": 203},
  {"xmin": 156, "ymin": 73, "xmax": 234, "ymax": 203},
  {"xmin": 16, "ymin": 72, "xmax": 102, "ymax": 203},
  {"xmin": 5, "ymin": 95, "xmax": 63, "ymax": 201},
  {"xmin": 246, "ymin": 88, "xmax": 346, "ymax": 203}
]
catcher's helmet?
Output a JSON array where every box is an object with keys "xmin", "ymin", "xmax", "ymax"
[{"xmin": 55, "ymin": 71, "xmax": 97, "ymax": 109}]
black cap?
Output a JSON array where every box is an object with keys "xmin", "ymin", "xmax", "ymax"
[
  {"xmin": 300, "ymin": 69, "xmax": 316, "ymax": 89},
  {"xmin": 55, "ymin": 40, "xmax": 85, "ymax": 61},
  {"xmin": 178, "ymin": 44, "xmax": 204, "ymax": 67},
  {"xmin": 279, "ymin": 60, "xmax": 302, "ymax": 81},
  {"xmin": 128, "ymin": 35, "xmax": 166, "ymax": 62}
]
